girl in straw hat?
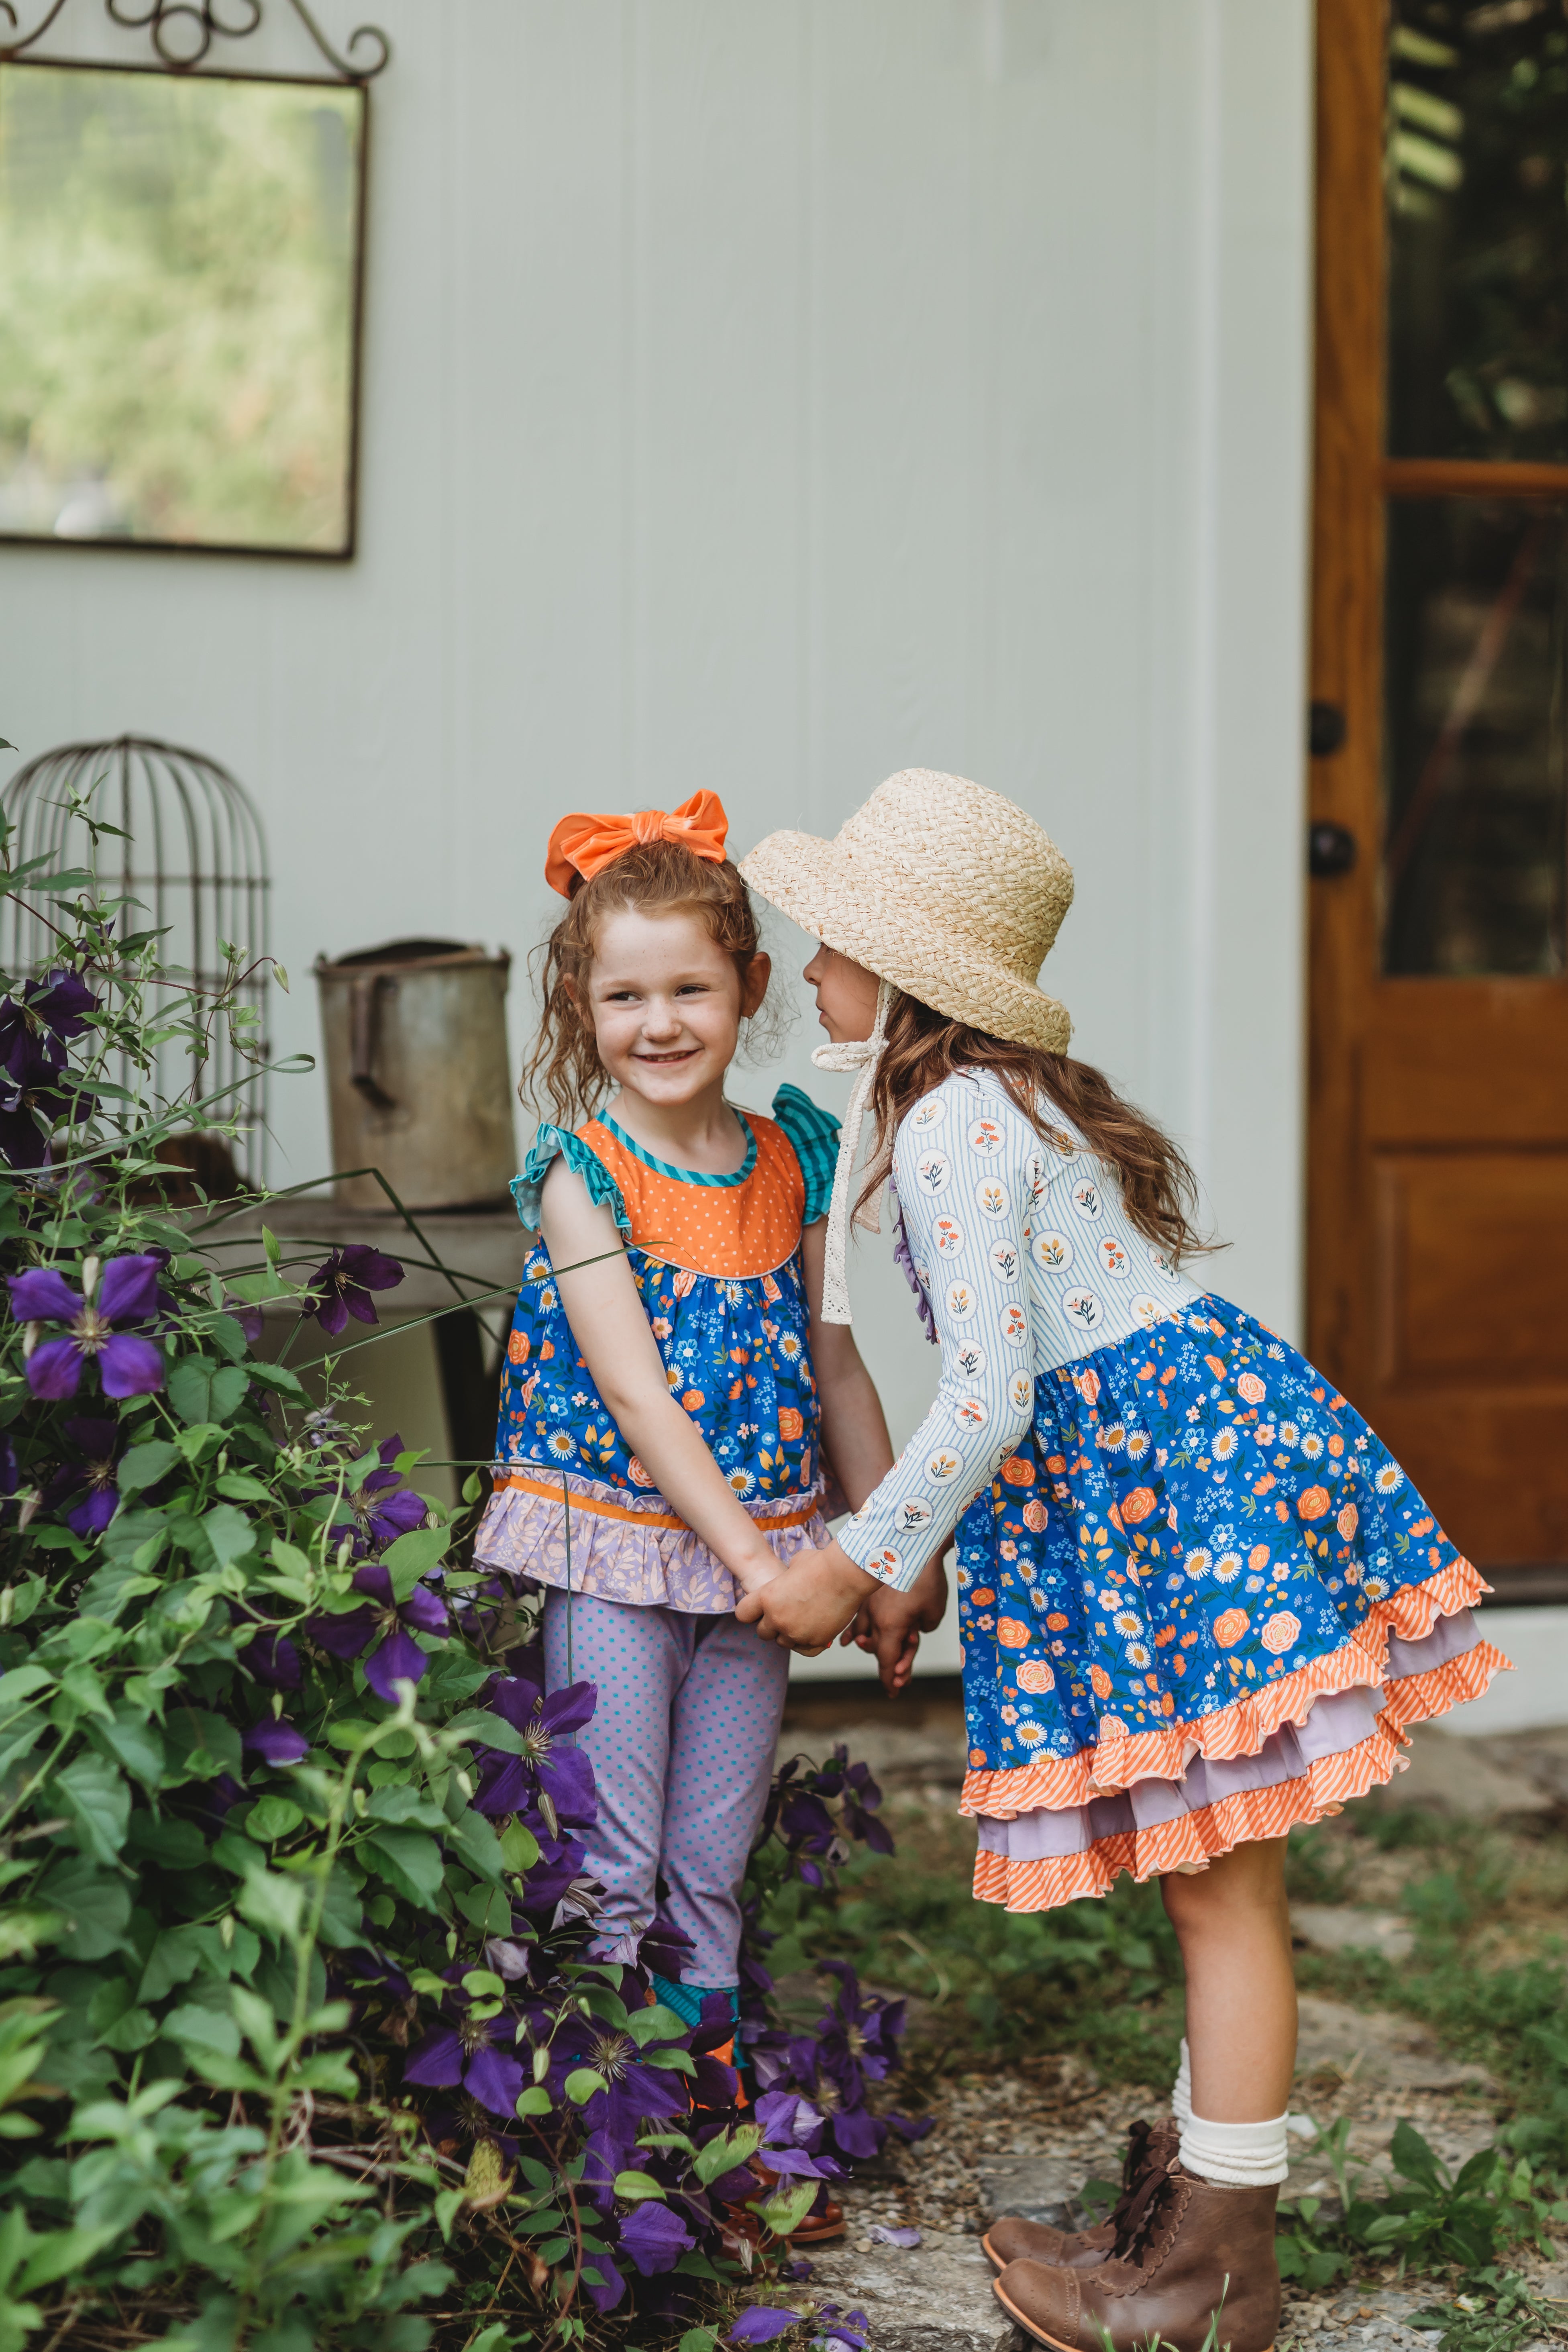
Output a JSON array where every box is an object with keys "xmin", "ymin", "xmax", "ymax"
[
  {"xmin": 737, "ymin": 769, "xmax": 1511, "ymax": 2352},
  {"xmin": 474, "ymin": 793, "xmax": 915, "ymax": 2236}
]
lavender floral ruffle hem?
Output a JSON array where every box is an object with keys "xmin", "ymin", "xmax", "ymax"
[
  {"xmin": 975, "ymin": 1607, "xmax": 1481, "ymax": 1866},
  {"xmin": 473, "ymin": 1469, "xmax": 830, "ymax": 1614}
]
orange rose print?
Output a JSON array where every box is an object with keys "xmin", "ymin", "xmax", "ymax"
[
  {"xmin": 778, "ymin": 1407, "xmax": 804, "ymax": 1440},
  {"xmin": 1213, "ymin": 1608, "xmax": 1250, "ymax": 1648},
  {"xmin": 969, "ymin": 1748, "xmax": 988, "ymax": 1767},
  {"xmin": 1022, "ymin": 1499, "xmax": 1049, "ymax": 1533},
  {"xmin": 1237, "ymin": 1372, "xmax": 1266, "ymax": 1404},
  {"xmin": 1248, "ymin": 1544, "xmax": 1270, "ymax": 1572},
  {"xmin": 1260, "ymin": 1611, "xmax": 1301, "ymax": 1654},
  {"xmin": 1001, "ymin": 1455, "xmax": 1035, "ymax": 1486},
  {"xmin": 1016, "ymin": 1659, "xmax": 1055, "ymax": 1693},
  {"xmin": 1046, "ymin": 1612, "xmax": 1069, "ymax": 1631},
  {"xmin": 507, "ymin": 1329, "xmax": 531, "ymax": 1365},
  {"xmin": 1297, "ymin": 1485, "xmax": 1330, "ymax": 1521},
  {"xmin": 681, "ymin": 1390, "xmax": 706, "ymax": 1412},
  {"xmin": 627, "ymin": 1456, "xmax": 654, "ymax": 1487},
  {"xmin": 1337, "ymin": 1502, "xmax": 1359, "ymax": 1539},
  {"xmin": 1120, "ymin": 1486, "xmax": 1156, "ymax": 1524},
  {"xmin": 1046, "ymin": 1456, "xmax": 1068, "ymax": 1475},
  {"xmin": 996, "ymin": 1618, "xmax": 1031, "ymax": 1648},
  {"xmin": 970, "ymin": 1588, "xmax": 997, "ymax": 1607},
  {"xmin": 1089, "ymin": 1663, "xmax": 1113, "ymax": 1697}
]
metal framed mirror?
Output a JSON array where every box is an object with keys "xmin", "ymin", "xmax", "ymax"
[{"xmin": 0, "ymin": 54, "xmax": 367, "ymax": 557}]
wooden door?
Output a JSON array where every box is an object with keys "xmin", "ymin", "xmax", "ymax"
[{"xmin": 1310, "ymin": 0, "xmax": 1568, "ymax": 1596}]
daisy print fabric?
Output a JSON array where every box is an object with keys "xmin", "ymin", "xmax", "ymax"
[
  {"xmin": 474, "ymin": 1086, "xmax": 838, "ymax": 1613},
  {"xmin": 837, "ymin": 1073, "xmax": 1510, "ymax": 1912}
]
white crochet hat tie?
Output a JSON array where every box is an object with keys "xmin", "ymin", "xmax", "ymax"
[{"xmin": 809, "ymin": 979, "xmax": 893, "ymax": 1326}]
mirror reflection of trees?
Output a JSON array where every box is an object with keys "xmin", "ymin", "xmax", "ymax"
[
  {"xmin": 1389, "ymin": 1, "xmax": 1568, "ymax": 462},
  {"xmin": 0, "ymin": 64, "xmax": 362, "ymax": 554}
]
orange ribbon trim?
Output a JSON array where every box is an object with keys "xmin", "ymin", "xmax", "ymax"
[
  {"xmin": 545, "ymin": 790, "xmax": 729, "ymax": 897},
  {"xmin": 492, "ymin": 1467, "xmax": 820, "ymax": 1534}
]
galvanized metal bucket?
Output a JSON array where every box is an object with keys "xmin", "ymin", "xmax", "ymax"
[{"xmin": 314, "ymin": 937, "xmax": 517, "ymax": 1210}]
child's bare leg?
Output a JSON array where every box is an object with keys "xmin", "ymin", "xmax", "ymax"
[{"xmin": 1160, "ymin": 1836, "xmax": 1297, "ymax": 2122}]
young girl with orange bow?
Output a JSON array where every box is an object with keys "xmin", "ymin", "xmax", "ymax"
[{"xmin": 474, "ymin": 792, "xmax": 917, "ymax": 2062}]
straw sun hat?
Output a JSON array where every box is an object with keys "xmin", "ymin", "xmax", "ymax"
[
  {"xmin": 740, "ymin": 770, "xmax": 1075, "ymax": 1324},
  {"xmin": 740, "ymin": 768, "xmax": 1074, "ymax": 1054}
]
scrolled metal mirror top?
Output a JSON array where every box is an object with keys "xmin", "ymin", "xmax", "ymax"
[{"xmin": 0, "ymin": 0, "xmax": 389, "ymax": 79}]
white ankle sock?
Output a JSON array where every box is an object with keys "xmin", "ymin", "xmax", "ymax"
[
  {"xmin": 1172, "ymin": 2038, "xmax": 1193, "ymax": 2127},
  {"xmin": 1178, "ymin": 2107, "xmax": 1291, "ymax": 2188}
]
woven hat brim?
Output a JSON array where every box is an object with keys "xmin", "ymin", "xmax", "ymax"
[{"xmin": 741, "ymin": 828, "xmax": 1072, "ymax": 1055}]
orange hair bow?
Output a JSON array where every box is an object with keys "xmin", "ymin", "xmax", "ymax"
[{"xmin": 544, "ymin": 790, "xmax": 730, "ymax": 899}]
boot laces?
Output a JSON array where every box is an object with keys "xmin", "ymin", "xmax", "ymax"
[{"xmin": 1101, "ymin": 2124, "xmax": 1179, "ymax": 2264}]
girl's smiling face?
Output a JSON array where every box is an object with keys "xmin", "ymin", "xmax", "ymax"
[{"xmin": 578, "ymin": 905, "xmax": 770, "ymax": 1111}]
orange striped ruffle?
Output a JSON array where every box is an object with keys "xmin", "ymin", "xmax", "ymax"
[
  {"xmin": 960, "ymin": 1554, "xmax": 1492, "ymax": 1820},
  {"xmin": 491, "ymin": 1469, "xmax": 820, "ymax": 1534},
  {"xmin": 970, "ymin": 1636, "xmax": 1507, "ymax": 1912}
]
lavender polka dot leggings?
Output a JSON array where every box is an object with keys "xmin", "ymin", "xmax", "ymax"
[{"xmin": 542, "ymin": 1589, "xmax": 790, "ymax": 1985}]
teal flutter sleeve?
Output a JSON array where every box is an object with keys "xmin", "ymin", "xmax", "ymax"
[
  {"xmin": 510, "ymin": 1124, "xmax": 630, "ymax": 1236},
  {"xmin": 770, "ymin": 1082, "xmax": 842, "ymax": 1226}
]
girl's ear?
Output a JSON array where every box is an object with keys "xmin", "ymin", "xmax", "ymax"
[{"xmin": 740, "ymin": 950, "xmax": 772, "ymax": 1020}]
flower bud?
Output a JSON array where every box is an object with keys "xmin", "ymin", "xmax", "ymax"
[
  {"xmin": 20, "ymin": 1322, "xmax": 39, "ymax": 1360},
  {"xmin": 80, "ymin": 1254, "xmax": 100, "ymax": 1300}
]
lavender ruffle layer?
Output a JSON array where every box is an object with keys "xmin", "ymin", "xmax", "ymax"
[
  {"xmin": 976, "ymin": 1608, "xmax": 1480, "ymax": 1863},
  {"xmin": 473, "ymin": 1468, "xmax": 828, "ymax": 1614}
]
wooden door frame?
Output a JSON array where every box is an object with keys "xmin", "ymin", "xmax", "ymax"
[
  {"xmin": 1307, "ymin": 0, "xmax": 1568, "ymax": 1593},
  {"xmin": 1307, "ymin": 0, "xmax": 1388, "ymax": 1398}
]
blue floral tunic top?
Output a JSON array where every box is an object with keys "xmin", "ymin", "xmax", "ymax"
[{"xmin": 473, "ymin": 1084, "xmax": 840, "ymax": 1614}]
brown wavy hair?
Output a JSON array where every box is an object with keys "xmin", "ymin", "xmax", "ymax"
[
  {"xmin": 862, "ymin": 991, "xmax": 1214, "ymax": 1264},
  {"xmin": 522, "ymin": 841, "xmax": 772, "ymax": 1126}
]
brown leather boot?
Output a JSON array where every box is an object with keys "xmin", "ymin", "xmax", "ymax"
[
  {"xmin": 981, "ymin": 2116, "xmax": 1179, "ymax": 2272},
  {"xmin": 992, "ymin": 2162, "xmax": 1280, "ymax": 2352}
]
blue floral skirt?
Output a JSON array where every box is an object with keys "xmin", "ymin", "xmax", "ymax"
[{"xmin": 953, "ymin": 1295, "xmax": 1508, "ymax": 1909}]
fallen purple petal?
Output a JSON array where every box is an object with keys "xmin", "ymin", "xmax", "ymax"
[{"xmin": 729, "ymin": 2309, "xmax": 801, "ymax": 2344}]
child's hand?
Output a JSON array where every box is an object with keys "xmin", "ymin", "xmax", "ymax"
[
  {"xmin": 735, "ymin": 1538, "xmax": 879, "ymax": 1654},
  {"xmin": 842, "ymin": 1550, "xmax": 949, "ymax": 1691},
  {"xmin": 730, "ymin": 1549, "xmax": 785, "ymax": 1600}
]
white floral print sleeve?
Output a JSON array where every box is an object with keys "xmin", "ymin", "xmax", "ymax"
[{"xmin": 837, "ymin": 1074, "xmax": 1038, "ymax": 1593}]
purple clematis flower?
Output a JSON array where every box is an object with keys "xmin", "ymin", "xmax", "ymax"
[
  {"xmin": 307, "ymin": 1561, "xmax": 450, "ymax": 1700},
  {"xmin": 8, "ymin": 1253, "xmax": 166, "ymax": 1399},
  {"xmin": 403, "ymin": 2002, "xmax": 526, "ymax": 2120},
  {"xmin": 243, "ymin": 1718, "xmax": 310, "ymax": 1767},
  {"xmin": 43, "ymin": 1415, "xmax": 122, "ymax": 1534},
  {"xmin": 618, "ymin": 2199, "xmax": 695, "ymax": 2277},
  {"xmin": 324, "ymin": 1433, "xmax": 428, "ymax": 1558},
  {"xmin": 0, "ymin": 1051, "xmax": 98, "ymax": 1172},
  {"xmin": 300, "ymin": 1243, "xmax": 404, "ymax": 1338},
  {"xmin": 470, "ymin": 1676, "xmax": 598, "ymax": 1835},
  {"xmin": 0, "ymin": 972, "xmax": 97, "ymax": 1081}
]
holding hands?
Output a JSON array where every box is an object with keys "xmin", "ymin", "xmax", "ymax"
[{"xmin": 736, "ymin": 1538, "xmax": 949, "ymax": 1694}]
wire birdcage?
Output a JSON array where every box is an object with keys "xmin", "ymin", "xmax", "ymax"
[{"xmin": 0, "ymin": 734, "xmax": 271, "ymax": 1181}]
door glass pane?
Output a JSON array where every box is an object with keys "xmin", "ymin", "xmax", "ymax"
[
  {"xmin": 1382, "ymin": 498, "xmax": 1568, "ymax": 975},
  {"xmin": 1388, "ymin": 3, "xmax": 1568, "ymax": 461}
]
